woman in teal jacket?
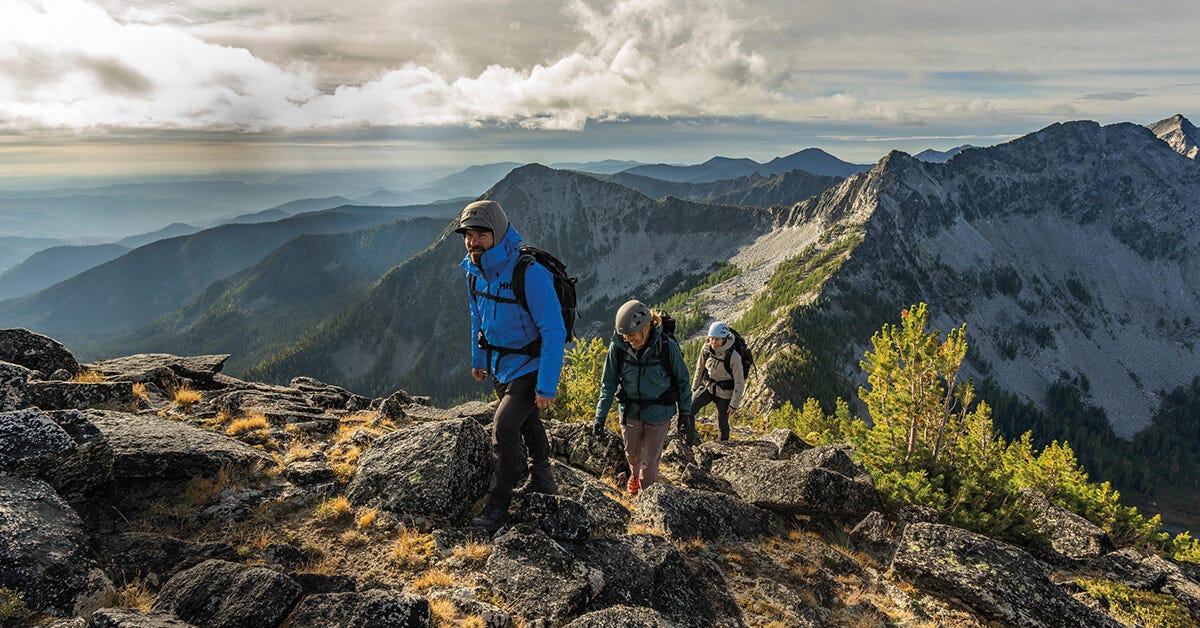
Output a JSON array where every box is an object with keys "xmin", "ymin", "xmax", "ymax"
[{"xmin": 593, "ymin": 300, "xmax": 692, "ymax": 494}]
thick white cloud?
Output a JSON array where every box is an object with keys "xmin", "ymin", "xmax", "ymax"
[{"xmin": 1, "ymin": 0, "xmax": 1198, "ymax": 134}]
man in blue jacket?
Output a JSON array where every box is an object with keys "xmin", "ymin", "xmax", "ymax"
[{"xmin": 457, "ymin": 199, "xmax": 566, "ymax": 532}]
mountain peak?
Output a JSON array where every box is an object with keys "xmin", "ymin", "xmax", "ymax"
[{"xmin": 1149, "ymin": 114, "xmax": 1200, "ymax": 159}]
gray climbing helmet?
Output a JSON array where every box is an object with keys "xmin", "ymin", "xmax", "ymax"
[{"xmin": 615, "ymin": 299, "xmax": 651, "ymax": 335}]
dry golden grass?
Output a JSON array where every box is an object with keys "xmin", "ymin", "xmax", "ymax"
[
  {"xmin": 674, "ymin": 537, "xmax": 707, "ymax": 552},
  {"xmin": 130, "ymin": 382, "xmax": 150, "ymax": 401},
  {"xmin": 626, "ymin": 522, "xmax": 666, "ymax": 537},
  {"xmin": 72, "ymin": 370, "xmax": 106, "ymax": 383},
  {"xmin": 296, "ymin": 556, "xmax": 337, "ymax": 575},
  {"xmin": 112, "ymin": 577, "xmax": 154, "ymax": 611},
  {"xmin": 450, "ymin": 538, "xmax": 491, "ymax": 565},
  {"xmin": 355, "ymin": 508, "xmax": 379, "ymax": 530},
  {"xmin": 172, "ymin": 384, "xmax": 202, "ymax": 412},
  {"xmin": 330, "ymin": 462, "xmax": 356, "ymax": 484},
  {"xmin": 283, "ymin": 442, "xmax": 315, "ymax": 464},
  {"xmin": 183, "ymin": 467, "xmax": 232, "ymax": 507},
  {"xmin": 428, "ymin": 598, "xmax": 486, "ymax": 628},
  {"xmin": 284, "ymin": 423, "xmax": 304, "ymax": 436},
  {"xmin": 339, "ymin": 530, "xmax": 370, "ymax": 547},
  {"xmin": 227, "ymin": 413, "xmax": 269, "ymax": 437},
  {"xmin": 390, "ymin": 525, "xmax": 435, "ymax": 570},
  {"xmin": 314, "ymin": 496, "xmax": 354, "ymax": 522},
  {"xmin": 411, "ymin": 568, "xmax": 456, "ymax": 591}
]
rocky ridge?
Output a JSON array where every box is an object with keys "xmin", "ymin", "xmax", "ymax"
[{"xmin": 4, "ymin": 328, "xmax": 1200, "ymax": 626}]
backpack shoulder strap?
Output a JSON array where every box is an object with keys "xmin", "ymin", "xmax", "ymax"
[{"xmin": 511, "ymin": 253, "xmax": 534, "ymax": 312}]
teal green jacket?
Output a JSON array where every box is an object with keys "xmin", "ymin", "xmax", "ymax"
[{"xmin": 595, "ymin": 325, "xmax": 692, "ymax": 425}]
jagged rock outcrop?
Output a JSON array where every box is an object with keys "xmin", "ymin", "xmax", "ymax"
[
  {"xmin": 709, "ymin": 444, "xmax": 881, "ymax": 517},
  {"xmin": 549, "ymin": 463, "xmax": 632, "ymax": 534},
  {"xmin": 564, "ymin": 533, "xmax": 737, "ymax": 627},
  {"xmin": 84, "ymin": 354, "xmax": 230, "ymax": 386},
  {"xmin": 519, "ymin": 492, "xmax": 594, "ymax": 541},
  {"xmin": 891, "ymin": 522, "xmax": 1122, "ymax": 627},
  {"xmin": 346, "ymin": 418, "xmax": 490, "ymax": 522},
  {"xmin": 633, "ymin": 483, "xmax": 775, "ymax": 542},
  {"xmin": 562, "ymin": 604, "xmax": 680, "ymax": 627},
  {"xmin": 761, "ymin": 428, "xmax": 811, "ymax": 459},
  {"xmin": 0, "ymin": 328, "xmax": 79, "ymax": 375},
  {"xmin": 1018, "ymin": 488, "xmax": 1114, "ymax": 561},
  {"xmin": 1, "ymin": 360, "xmax": 31, "ymax": 411},
  {"xmin": 0, "ymin": 408, "xmax": 113, "ymax": 502},
  {"xmin": 548, "ymin": 422, "xmax": 627, "ymax": 477},
  {"xmin": 284, "ymin": 589, "xmax": 431, "ymax": 627},
  {"xmin": 694, "ymin": 440, "xmax": 779, "ymax": 470},
  {"xmin": 484, "ymin": 524, "xmax": 603, "ymax": 623},
  {"xmin": 85, "ymin": 410, "xmax": 272, "ymax": 481},
  {"xmin": 0, "ymin": 475, "xmax": 114, "ymax": 617},
  {"xmin": 87, "ymin": 607, "xmax": 195, "ymax": 627},
  {"xmin": 22, "ymin": 381, "xmax": 136, "ymax": 412},
  {"xmin": 151, "ymin": 559, "xmax": 302, "ymax": 628}
]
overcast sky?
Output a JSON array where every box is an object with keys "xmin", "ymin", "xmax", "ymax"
[{"xmin": 2, "ymin": 0, "xmax": 1197, "ymax": 185}]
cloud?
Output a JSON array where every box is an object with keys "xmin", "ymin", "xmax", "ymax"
[{"xmin": 1079, "ymin": 91, "xmax": 1144, "ymax": 101}]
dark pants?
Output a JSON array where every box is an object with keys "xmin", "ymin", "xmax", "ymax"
[
  {"xmin": 488, "ymin": 370, "xmax": 550, "ymax": 508},
  {"xmin": 690, "ymin": 388, "xmax": 732, "ymax": 440}
]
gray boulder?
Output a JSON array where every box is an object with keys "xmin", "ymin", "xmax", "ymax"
[
  {"xmin": 548, "ymin": 463, "xmax": 630, "ymax": 534},
  {"xmin": 676, "ymin": 463, "xmax": 734, "ymax": 494},
  {"xmin": 1098, "ymin": 547, "xmax": 1200, "ymax": 621},
  {"xmin": 283, "ymin": 461, "xmax": 337, "ymax": 486},
  {"xmin": 152, "ymin": 559, "xmax": 302, "ymax": 628},
  {"xmin": 890, "ymin": 522, "xmax": 1121, "ymax": 627},
  {"xmin": 695, "ymin": 440, "xmax": 778, "ymax": 470},
  {"xmin": 86, "ymin": 410, "xmax": 272, "ymax": 481},
  {"xmin": 87, "ymin": 608, "xmax": 196, "ymax": 627},
  {"xmin": 547, "ymin": 421, "xmax": 626, "ymax": 477},
  {"xmin": 633, "ymin": 483, "xmax": 775, "ymax": 542},
  {"xmin": 849, "ymin": 511, "xmax": 899, "ymax": 563},
  {"xmin": 1, "ymin": 360, "xmax": 30, "ymax": 411},
  {"xmin": 84, "ymin": 354, "xmax": 228, "ymax": 387},
  {"xmin": 288, "ymin": 376, "xmax": 372, "ymax": 412},
  {"xmin": 484, "ymin": 524, "xmax": 603, "ymax": 624},
  {"xmin": 0, "ymin": 408, "xmax": 113, "ymax": 502},
  {"xmin": 346, "ymin": 418, "xmax": 489, "ymax": 523},
  {"xmin": 207, "ymin": 387, "xmax": 334, "ymax": 428},
  {"xmin": 97, "ymin": 532, "xmax": 240, "ymax": 591},
  {"xmin": 520, "ymin": 492, "xmax": 593, "ymax": 540},
  {"xmin": 1018, "ymin": 488, "xmax": 1114, "ymax": 561},
  {"xmin": 23, "ymin": 381, "xmax": 136, "ymax": 412},
  {"xmin": 0, "ymin": 328, "xmax": 78, "ymax": 375},
  {"xmin": 761, "ymin": 428, "xmax": 811, "ymax": 459},
  {"xmin": 375, "ymin": 389, "xmax": 417, "ymax": 421},
  {"xmin": 565, "ymin": 534, "xmax": 736, "ymax": 627},
  {"xmin": 0, "ymin": 475, "xmax": 114, "ymax": 617},
  {"xmin": 562, "ymin": 605, "xmax": 681, "ymax": 627},
  {"xmin": 284, "ymin": 589, "xmax": 430, "ymax": 627},
  {"xmin": 709, "ymin": 445, "xmax": 880, "ymax": 517}
]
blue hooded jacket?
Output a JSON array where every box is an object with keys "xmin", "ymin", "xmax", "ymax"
[{"xmin": 462, "ymin": 225, "xmax": 566, "ymax": 398}]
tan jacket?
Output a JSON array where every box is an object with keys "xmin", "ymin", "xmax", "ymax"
[{"xmin": 691, "ymin": 339, "xmax": 745, "ymax": 408}]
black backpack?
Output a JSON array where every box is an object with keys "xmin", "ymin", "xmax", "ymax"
[
  {"xmin": 613, "ymin": 309, "xmax": 679, "ymax": 412},
  {"xmin": 725, "ymin": 327, "xmax": 753, "ymax": 374},
  {"xmin": 470, "ymin": 244, "xmax": 577, "ymax": 356}
]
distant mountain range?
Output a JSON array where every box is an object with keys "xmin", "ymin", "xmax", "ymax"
[
  {"xmin": 620, "ymin": 148, "xmax": 871, "ymax": 182},
  {"xmin": 603, "ymin": 169, "xmax": 843, "ymax": 207},
  {"xmin": 913, "ymin": 145, "xmax": 975, "ymax": 162}
]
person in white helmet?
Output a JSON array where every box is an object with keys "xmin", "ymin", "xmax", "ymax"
[{"xmin": 689, "ymin": 321, "xmax": 745, "ymax": 441}]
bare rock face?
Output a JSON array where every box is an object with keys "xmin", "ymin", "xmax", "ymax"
[
  {"xmin": 0, "ymin": 408, "xmax": 113, "ymax": 502},
  {"xmin": 85, "ymin": 410, "xmax": 272, "ymax": 481},
  {"xmin": 709, "ymin": 445, "xmax": 881, "ymax": 517},
  {"xmin": 694, "ymin": 440, "xmax": 779, "ymax": 470},
  {"xmin": 0, "ymin": 475, "xmax": 114, "ymax": 617},
  {"xmin": 633, "ymin": 483, "xmax": 775, "ymax": 542},
  {"xmin": 84, "ymin": 354, "xmax": 229, "ymax": 386},
  {"xmin": 1018, "ymin": 488, "xmax": 1114, "ymax": 561},
  {"xmin": 0, "ymin": 328, "xmax": 79, "ymax": 375},
  {"xmin": 0, "ymin": 360, "xmax": 31, "ymax": 411},
  {"xmin": 96, "ymin": 532, "xmax": 240, "ymax": 592},
  {"xmin": 23, "ymin": 381, "xmax": 137, "ymax": 412},
  {"xmin": 562, "ymin": 604, "xmax": 680, "ymax": 627},
  {"xmin": 285, "ymin": 589, "xmax": 431, "ymax": 627},
  {"xmin": 346, "ymin": 418, "xmax": 490, "ymax": 523},
  {"xmin": 890, "ymin": 522, "xmax": 1122, "ymax": 627},
  {"xmin": 520, "ymin": 492, "xmax": 594, "ymax": 541},
  {"xmin": 547, "ymin": 421, "xmax": 627, "ymax": 478},
  {"xmin": 564, "ymin": 534, "xmax": 736, "ymax": 627},
  {"xmin": 485, "ymin": 524, "xmax": 603, "ymax": 624},
  {"xmin": 87, "ymin": 607, "xmax": 196, "ymax": 627},
  {"xmin": 761, "ymin": 428, "xmax": 811, "ymax": 459},
  {"xmin": 151, "ymin": 559, "xmax": 302, "ymax": 628}
]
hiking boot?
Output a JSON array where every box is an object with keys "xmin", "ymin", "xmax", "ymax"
[
  {"xmin": 470, "ymin": 504, "xmax": 509, "ymax": 532},
  {"xmin": 684, "ymin": 430, "xmax": 703, "ymax": 446},
  {"xmin": 627, "ymin": 475, "xmax": 641, "ymax": 495},
  {"xmin": 523, "ymin": 463, "xmax": 558, "ymax": 495}
]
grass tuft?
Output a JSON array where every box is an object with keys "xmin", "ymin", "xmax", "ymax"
[
  {"xmin": 172, "ymin": 384, "xmax": 202, "ymax": 412},
  {"xmin": 314, "ymin": 496, "xmax": 354, "ymax": 522}
]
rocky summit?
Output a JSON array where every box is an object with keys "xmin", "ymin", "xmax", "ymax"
[{"xmin": 3, "ymin": 327, "xmax": 1200, "ymax": 627}]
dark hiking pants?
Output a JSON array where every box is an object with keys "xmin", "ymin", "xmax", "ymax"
[
  {"xmin": 690, "ymin": 388, "xmax": 732, "ymax": 440},
  {"xmin": 488, "ymin": 370, "xmax": 550, "ymax": 508}
]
